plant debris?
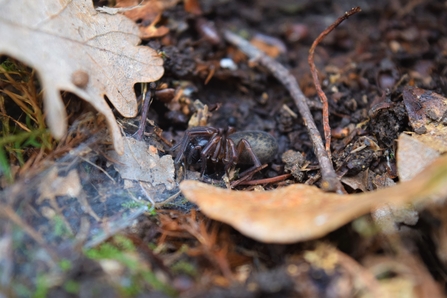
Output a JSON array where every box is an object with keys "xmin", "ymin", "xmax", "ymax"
[
  {"xmin": 0, "ymin": 0, "xmax": 164, "ymax": 154},
  {"xmin": 180, "ymin": 153, "xmax": 447, "ymax": 243},
  {"xmin": 109, "ymin": 136, "xmax": 176, "ymax": 198},
  {"xmin": 3, "ymin": 0, "xmax": 447, "ymax": 296}
]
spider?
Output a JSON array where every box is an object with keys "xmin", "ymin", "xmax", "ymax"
[{"xmin": 171, "ymin": 126, "xmax": 278, "ymax": 181}]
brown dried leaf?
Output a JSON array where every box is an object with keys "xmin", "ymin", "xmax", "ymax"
[
  {"xmin": 403, "ymin": 87, "xmax": 447, "ymax": 153},
  {"xmin": 37, "ymin": 167, "xmax": 100, "ymax": 222},
  {"xmin": 115, "ymin": 0, "xmax": 177, "ymax": 38},
  {"xmin": 138, "ymin": 14, "xmax": 170, "ymax": 39},
  {"xmin": 250, "ymin": 37, "xmax": 283, "ymax": 58},
  {"xmin": 397, "ymin": 133, "xmax": 440, "ymax": 181},
  {"xmin": 403, "ymin": 87, "xmax": 447, "ymax": 129},
  {"xmin": 180, "ymin": 154, "xmax": 447, "ymax": 243},
  {"xmin": 184, "ymin": 0, "xmax": 203, "ymax": 15},
  {"xmin": 37, "ymin": 168, "xmax": 82, "ymax": 203},
  {"xmin": 0, "ymin": 0, "xmax": 164, "ymax": 154},
  {"xmin": 109, "ymin": 136, "xmax": 175, "ymax": 190},
  {"xmin": 116, "ymin": 0, "xmax": 178, "ymax": 23}
]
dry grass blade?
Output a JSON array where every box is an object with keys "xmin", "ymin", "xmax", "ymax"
[{"xmin": 0, "ymin": 60, "xmax": 54, "ymax": 182}]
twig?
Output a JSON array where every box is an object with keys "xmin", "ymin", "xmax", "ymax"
[
  {"xmin": 223, "ymin": 30, "xmax": 343, "ymax": 193},
  {"xmin": 236, "ymin": 173, "xmax": 292, "ymax": 186},
  {"xmin": 133, "ymin": 83, "xmax": 154, "ymax": 141},
  {"xmin": 155, "ymin": 191, "xmax": 181, "ymax": 208},
  {"xmin": 308, "ymin": 7, "xmax": 361, "ymax": 159},
  {"xmin": 230, "ymin": 164, "xmax": 268, "ymax": 188},
  {"xmin": 79, "ymin": 156, "xmax": 116, "ymax": 183}
]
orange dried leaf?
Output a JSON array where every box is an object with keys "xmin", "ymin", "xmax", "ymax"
[
  {"xmin": 139, "ymin": 14, "xmax": 170, "ymax": 39},
  {"xmin": 114, "ymin": 0, "xmax": 177, "ymax": 39},
  {"xmin": 250, "ymin": 39, "xmax": 281, "ymax": 58},
  {"xmin": 116, "ymin": 0, "xmax": 178, "ymax": 24},
  {"xmin": 184, "ymin": 0, "xmax": 203, "ymax": 15},
  {"xmin": 180, "ymin": 155, "xmax": 447, "ymax": 243},
  {"xmin": 0, "ymin": 0, "xmax": 164, "ymax": 154}
]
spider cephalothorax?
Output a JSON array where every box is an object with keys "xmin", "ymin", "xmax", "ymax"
[{"xmin": 171, "ymin": 126, "xmax": 278, "ymax": 179}]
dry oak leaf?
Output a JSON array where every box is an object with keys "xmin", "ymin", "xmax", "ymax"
[
  {"xmin": 115, "ymin": 0, "xmax": 178, "ymax": 23},
  {"xmin": 0, "ymin": 0, "xmax": 164, "ymax": 154},
  {"xmin": 180, "ymin": 154, "xmax": 447, "ymax": 243},
  {"xmin": 115, "ymin": 0, "xmax": 177, "ymax": 39}
]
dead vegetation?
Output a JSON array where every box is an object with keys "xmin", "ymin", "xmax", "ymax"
[{"xmin": 2, "ymin": 0, "xmax": 447, "ymax": 297}]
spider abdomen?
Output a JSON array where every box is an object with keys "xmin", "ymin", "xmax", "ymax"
[{"xmin": 229, "ymin": 131, "xmax": 278, "ymax": 164}]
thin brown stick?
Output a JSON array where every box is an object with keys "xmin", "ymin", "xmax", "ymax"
[
  {"xmin": 237, "ymin": 173, "xmax": 292, "ymax": 186},
  {"xmin": 308, "ymin": 7, "xmax": 361, "ymax": 159},
  {"xmin": 230, "ymin": 164, "xmax": 268, "ymax": 188},
  {"xmin": 133, "ymin": 82, "xmax": 154, "ymax": 141},
  {"xmin": 223, "ymin": 30, "xmax": 344, "ymax": 193}
]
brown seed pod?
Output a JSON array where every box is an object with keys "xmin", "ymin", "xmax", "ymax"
[
  {"xmin": 71, "ymin": 70, "xmax": 89, "ymax": 88},
  {"xmin": 155, "ymin": 88, "xmax": 175, "ymax": 103}
]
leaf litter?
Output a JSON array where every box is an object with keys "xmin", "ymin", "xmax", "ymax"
[
  {"xmin": 2, "ymin": 0, "xmax": 447, "ymax": 296},
  {"xmin": 0, "ymin": 0, "xmax": 164, "ymax": 154},
  {"xmin": 180, "ymin": 152, "xmax": 447, "ymax": 243}
]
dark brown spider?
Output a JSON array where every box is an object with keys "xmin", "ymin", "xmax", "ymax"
[{"xmin": 171, "ymin": 126, "xmax": 278, "ymax": 181}]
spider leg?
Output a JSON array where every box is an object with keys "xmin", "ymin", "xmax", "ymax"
[
  {"xmin": 233, "ymin": 139, "xmax": 264, "ymax": 180},
  {"xmin": 172, "ymin": 127, "xmax": 217, "ymax": 164},
  {"xmin": 227, "ymin": 126, "xmax": 237, "ymax": 134},
  {"xmin": 223, "ymin": 139, "xmax": 237, "ymax": 173},
  {"xmin": 236, "ymin": 139, "xmax": 262, "ymax": 168},
  {"xmin": 210, "ymin": 138, "xmax": 222, "ymax": 162},
  {"xmin": 199, "ymin": 135, "xmax": 221, "ymax": 176}
]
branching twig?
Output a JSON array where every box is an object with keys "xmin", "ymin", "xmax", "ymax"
[
  {"xmin": 308, "ymin": 7, "xmax": 361, "ymax": 159},
  {"xmin": 224, "ymin": 30, "xmax": 343, "ymax": 193}
]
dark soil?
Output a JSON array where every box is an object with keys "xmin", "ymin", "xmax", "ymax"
[
  {"xmin": 4, "ymin": 0, "xmax": 447, "ymax": 297},
  {"xmin": 153, "ymin": 0, "xmax": 447, "ymax": 189},
  {"xmin": 117, "ymin": 0, "xmax": 447, "ymax": 296}
]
